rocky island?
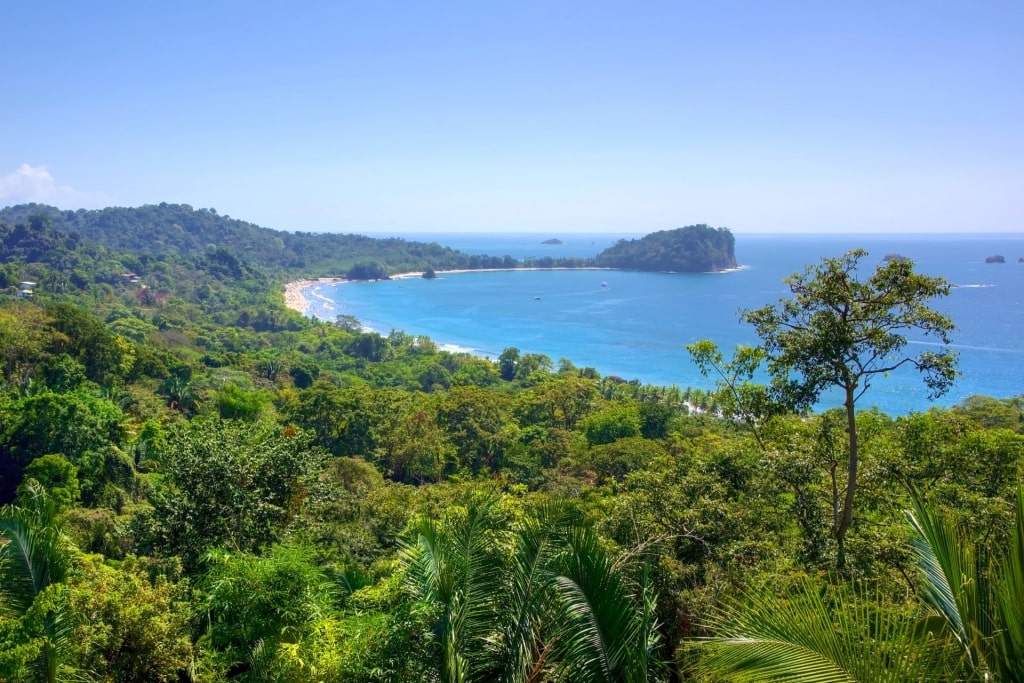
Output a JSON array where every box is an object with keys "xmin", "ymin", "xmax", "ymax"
[
  {"xmin": 541, "ymin": 238, "xmax": 563, "ymax": 245},
  {"xmin": 594, "ymin": 224, "xmax": 736, "ymax": 272},
  {"xmin": 883, "ymin": 253, "xmax": 910, "ymax": 263}
]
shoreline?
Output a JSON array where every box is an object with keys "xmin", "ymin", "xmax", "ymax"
[
  {"xmin": 283, "ymin": 267, "xmax": 614, "ymax": 314},
  {"xmin": 280, "ymin": 264, "xmax": 745, "ymax": 317},
  {"xmin": 283, "ymin": 277, "xmax": 346, "ymax": 315}
]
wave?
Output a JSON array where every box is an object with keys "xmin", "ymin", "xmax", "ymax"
[{"xmin": 908, "ymin": 339, "xmax": 1024, "ymax": 353}]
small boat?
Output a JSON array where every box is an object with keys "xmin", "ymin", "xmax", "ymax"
[
  {"xmin": 534, "ymin": 296, "xmax": 541, "ymax": 300},
  {"xmin": 601, "ymin": 281, "xmax": 608, "ymax": 288}
]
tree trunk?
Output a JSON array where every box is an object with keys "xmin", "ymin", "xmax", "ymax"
[{"xmin": 836, "ymin": 384, "xmax": 859, "ymax": 568}]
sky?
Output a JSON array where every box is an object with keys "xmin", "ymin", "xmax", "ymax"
[{"xmin": 1, "ymin": 1, "xmax": 1021, "ymax": 234}]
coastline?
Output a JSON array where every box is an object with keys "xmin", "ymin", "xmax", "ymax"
[{"xmin": 283, "ymin": 267, "xmax": 613, "ymax": 314}]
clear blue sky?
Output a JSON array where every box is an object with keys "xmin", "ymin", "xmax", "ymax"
[{"xmin": 1, "ymin": 1, "xmax": 1021, "ymax": 234}]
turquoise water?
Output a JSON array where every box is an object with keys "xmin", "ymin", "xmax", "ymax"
[{"xmin": 305, "ymin": 233, "xmax": 1024, "ymax": 414}]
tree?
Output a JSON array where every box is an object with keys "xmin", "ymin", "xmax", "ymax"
[
  {"xmin": 0, "ymin": 390, "xmax": 127, "ymax": 504},
  {"xmin": 346, "ymin": 261, "xmax": 388, "ymax": 280},
  {"xmin": 499, "ymin": 347, "xmax": 520, "ymax": 382},
  {"xmin": 399, "ymin": 498, "xmax": 663, "ymax": 683},
  {"xmin": 141, "ymin": 417, "xmax": 325, "ymax": 569},
  {"xmin": 740, "ymin": 250, "xmax": 957, "ymax": 564},
  {"xmin": 16, "ymin": 455, "xmax": 80, "ymax": 514}
]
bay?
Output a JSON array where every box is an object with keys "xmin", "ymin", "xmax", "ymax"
[{"xmin": 305, "ymin": 232, "xmax": 1024, "ymax": 415}]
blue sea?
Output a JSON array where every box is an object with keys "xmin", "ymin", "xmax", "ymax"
[{"xmin": 304, "ymin": 232, "xmax": 1024, "ymax": 415}]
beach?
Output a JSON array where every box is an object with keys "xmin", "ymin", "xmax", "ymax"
[{"xmin": 283, "ymin": 278, "xmax": 345, "ymax": 314}]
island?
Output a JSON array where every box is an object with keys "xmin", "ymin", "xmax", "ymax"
[
  {"xmin": 594, "ymin": 224, "xmax": 736, "ymax": 272},
  {"xmin": 986, "ymin": 255, "xmax": 1006, "ymax": 264},
  {"xmin": 541, "ymin": 238, "xmax": 563, "ymax": 245}
]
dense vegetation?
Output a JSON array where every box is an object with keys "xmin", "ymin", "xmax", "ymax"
[
  {"xmin": 594, "ymin": 225, "xmax": 737, "ymax": 272},
  {"xmin": 0, "ymin": 204, "xmax": 1022, "ymax": 681},
  {"xmin": 0, "ymin": 204, "xmax": 593, "ymax": 277}
]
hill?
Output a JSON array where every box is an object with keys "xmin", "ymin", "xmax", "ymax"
[
  {"xmin": 0, "ymin": 203, "xmax": 492, "ymax": 275},
  {"xmin": 594, "ymin": 224, "xmax": 736, "ymax": 272}
]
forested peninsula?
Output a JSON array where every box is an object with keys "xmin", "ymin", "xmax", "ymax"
[{"xmin": 0, "ymin": 202, "xmax": 1022, "ymax": 682}]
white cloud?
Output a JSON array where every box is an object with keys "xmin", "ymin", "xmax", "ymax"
[{"xmin": 0, "ymin": 164, "xmax": 106, "ymax": 208}]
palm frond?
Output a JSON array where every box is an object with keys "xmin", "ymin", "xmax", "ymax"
[
  {"xmin": 0, "ymin": 481, "xmax": 72, "ymax": 616},
  {"xmin": 904, "ymin": 504, "xmax": 978, "ymax": 658},
  {"xmin": 991, "ymin": 486, "xmax": 1024, "ymax": 682},
  {"xmin": 494, "ymin": 502, "xmax": 579, "ymax": 683},
  {"xmin": 549, "ymin": 525, "xmax": 647, "ymax": 683},
  {"xmin": 696, "ymin": 578, "xmax": 955, "ymax": 682}
]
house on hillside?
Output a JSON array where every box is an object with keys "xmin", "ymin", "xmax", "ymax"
[{"xmin": 17, "ymin": 282, "xmax": 36, "ymax": 298}]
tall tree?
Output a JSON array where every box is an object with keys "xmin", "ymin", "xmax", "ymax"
[{"xmin": 740, "ymin": 250, "xmax": 957, "ymax": 564}]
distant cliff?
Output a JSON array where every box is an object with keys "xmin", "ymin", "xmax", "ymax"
[{"xmin": 594, "ymin": 225, "xmax": 736, "ymax": 272}]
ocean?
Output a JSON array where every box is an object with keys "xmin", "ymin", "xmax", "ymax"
[{"xmin": 303, "ymin": 232, "xmax": 1024, "ymax": 415}]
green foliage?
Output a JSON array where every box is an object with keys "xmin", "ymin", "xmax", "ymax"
[
  {"xmin": 437, "ymin": 386, "xmax": 515, "ymax": 474},
  {"xmin": 0, "ymin": 202, "xmax": 1020, "ymax": 680},
  {"xmin": 0, "ymin": 302, "xmax": 57, "ymax": 387},
  {"xmin": 346, "ymin": 261, "xmax": 389, "ymax": 280},
  {"xmin": 214, "ymin": 383, "xmax": 268, "ymax": 420},
  {"xmin": 743, "ymin": 250, "xmax": 957, "ymax": 412},
  {"xmin": 0, "ymin": 482, "xmax": 76, "ymax": 682},
  {"xmin": 0, "ymin": 389, "xmax": 127, "ymax": 505},
  {"xmin": 17, "ymin": 455, "xmax": 80, "ymax": 514},
  {"xmin": 67, "ymin": 554, "xmax": 192, "ymax": 682},
  {"xmin": 906, "ymin": 487, "xmax": 1024, "ymax": 681},
  {"xmin": 695, "ymin": 488, "xmax": 1024, "ymax": 682},
  {"xmin": 197, "ymin": 544, "xmax": 337, "ymax": 679},
  {"xmin": 47, "ymin": 302, "xmax": 136, "ymax": 386},
  {"xmin": 499, "ymin": 347, "xmax": 520, "ymax": 381},
  {"xmin": 0, "ymin": 202, "xmax": 587, "ymax": 276},
  {"xmin": 400, "ymin": 498, "xmax": 664, "ymax": 682},
  {"xmin": 582, "ymin": 404, "xmax": 642, "ymax": 446},
  {"xmin": 585, "ymin": 437, "xmax": 669, "ymax": 482},
  {"xmin": 141, "ymin": 417, "xmax": 326, "ymax": 568}
]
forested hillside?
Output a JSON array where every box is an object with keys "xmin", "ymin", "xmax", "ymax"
[
  {"xmin": 0, "ymin": 203, "xmax": 591, "ymax": 276},
  {"xmin": 0, "ymin": 208, "xmax": 1022, "ymax": 681}
]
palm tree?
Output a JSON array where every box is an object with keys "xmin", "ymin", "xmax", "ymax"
[
  {"xmin": 399, "ymin": 498, "xmax": 663, "ymax": 683},
  {"xmin": 400, "ymin": 498, "xmax": 503, "ymax": 683},
  {"xmin": 694, "ymin": 488, "xmax": 1024, "ymax": 682},
  {"xmin": 0, "ymin": 480, "xmax": 76, "ymax": 682}
]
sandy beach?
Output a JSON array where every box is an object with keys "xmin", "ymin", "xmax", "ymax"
[{"xmin": 283, "ymin": 277, "xmax": 345, "ymax": 314}]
